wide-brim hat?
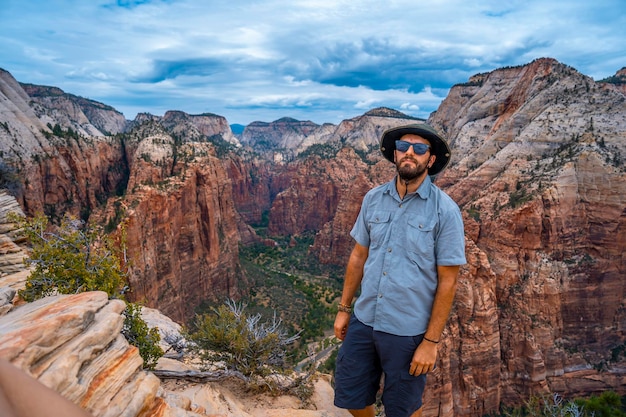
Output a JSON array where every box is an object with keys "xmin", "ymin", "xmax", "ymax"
[{"xmin": 380, "ymin": 123, "xmax": 451, "ymax": 175}]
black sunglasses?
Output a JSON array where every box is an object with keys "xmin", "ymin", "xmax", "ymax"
[{"xmin": 395, "ymin": 140, "xmax": 431, "ymax": 155}]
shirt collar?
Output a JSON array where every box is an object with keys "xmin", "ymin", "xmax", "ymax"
[{"xmin": 416, "ymin": 175, "xmax": 433, "ymax": 199}]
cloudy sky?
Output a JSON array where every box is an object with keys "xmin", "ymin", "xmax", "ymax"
[{"xmin": 1, "ymin": 0, "xmax": 624, "ymax": 126}]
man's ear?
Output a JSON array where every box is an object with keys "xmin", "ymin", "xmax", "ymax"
[{"xmin": 429, "ymin": 154, "xmax": 436, "ymax": 168}]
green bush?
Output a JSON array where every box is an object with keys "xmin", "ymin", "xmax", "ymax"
[
  {"xmin": 10, "ymin": 212, "xmax": 163, "ymax": 369},
  {"xmin": 12, "ymin": 213, "xmax": 125, "ymax": 301},
  {"xmin": 504, "ymin": 392, "xmax": 626, "ymax": 417},
  {"xmin": 122, "ymin": 303, "xmax": 164, "ymax": 370},
  {"xmin": 575, "ymin": 391, "xmax": 626, "ymax": 417},
  {"xmin": 188, "ymin": 299, "xmax": 300, "ymax": 377}
]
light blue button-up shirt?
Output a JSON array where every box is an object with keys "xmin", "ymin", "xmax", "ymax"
[{"xmin": 351, "ymin": 175, "xmax": 466, "ymax": 336}]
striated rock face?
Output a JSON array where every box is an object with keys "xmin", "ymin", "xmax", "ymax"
[
  {"xmin": 102, "ymin": 121, "xmax": 248, "ymax": 323},
  {"xmin": 420, "ymin": 57, "xmax": 626, "ymax": 413},
  {"xmin": 0, "ymin": 192, "xmax": 27, "ymax": 284},
  {"xmin": 160, "ymin": 110, "xmax": 240, "ymax": 145},
  {"xmin": 222, "ymin": 155, "xmax": 274, "ymax": 226},
  {"xmin": 0, "ymin": 73, "xmax": 251, "ymax": 325},
  {"xmin": 424, "ymin": 238, "xmax": 501, "ymax": 417},
  {"xmin": 240, "ymin": 117, "xmax": 320, "ymax": 151},
  {"xmin": 121, "ymin": 161, "xmax": 247, "ymax": 323},
  {"xmin": 20, "ymin": 83, "xmax": 128, "ymax": 136},
  {"xmin": 0, "ymin": 290, "xmax": 352, "ymax": 417},
  {"xmin": 0, "ymin": 69, "xmax": 128, "ymax": 218},
  {"xmin": 268, "ymin": 149, "xmax": 366, "ymax": 236},
  {"xmin": 0, "ymin": 291, "xmax": 167, "ymax": 417}
]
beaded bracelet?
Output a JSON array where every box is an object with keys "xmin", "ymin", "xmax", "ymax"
[{"xmin": 337, "ymin": 303, "xmax": 352, "ymax": 313}]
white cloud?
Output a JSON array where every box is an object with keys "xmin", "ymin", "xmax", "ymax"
[
  {"xmin": 0, "ymin": 0, "xmax": 624, "ymax": 125},
  {"xmin": 400, "ymin": 103, "xmax": 420, "ymax": 112}
]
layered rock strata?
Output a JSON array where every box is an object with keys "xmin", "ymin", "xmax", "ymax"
[{"xmin": 0, "ymin": 289, "xmax": 351, "ymax": 417}]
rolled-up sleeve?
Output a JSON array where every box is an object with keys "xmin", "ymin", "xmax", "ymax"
[{"xmin": 350, "ymin": 193, "xmax": 372, "ymax": 248}]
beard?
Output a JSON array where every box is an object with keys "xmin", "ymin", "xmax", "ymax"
[{"xmin": 396, "ymin": 157, "xmax": 428, "ymax": 182}]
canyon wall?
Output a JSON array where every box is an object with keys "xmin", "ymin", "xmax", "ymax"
[
  {"xmin": 1, "ymin": 59, "xmax": 625, "ymax": 416},
  {"xmin": 0, "ymin": 72, "xmax": 249, "ymax": 323},
  {"xmin": 302, "ymin": 58, "xmax": 626, "ymax": 415},
  {"xmin": 428, "ymin": 58, "xmax": 626, "ymax": 410}
]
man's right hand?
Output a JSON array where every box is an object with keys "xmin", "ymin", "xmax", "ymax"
[{"xmin": 334, "ymin": 312, "xmax": 351, "ymax": 340}]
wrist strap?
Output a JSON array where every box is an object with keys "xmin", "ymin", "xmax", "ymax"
[{"xmin": 423, "ymin": 336, "xmax": 439, "ymax": 344}]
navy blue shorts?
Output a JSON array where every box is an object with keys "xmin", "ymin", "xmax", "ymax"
[{"xmin": 334, "ymin": 315, "xmax": 427, "ymax": 417}]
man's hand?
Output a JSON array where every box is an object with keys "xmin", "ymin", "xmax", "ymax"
[
  {"xmin": 334, "ymin": 312, "xmax": 351, "ymax": 340},
  {"xmin": 409, "ymin": 340, "xmax": 438, "ymax": 376},
  {"xmin": 408, "ymin": 264, "xmax": 459, "ymax": 376}
]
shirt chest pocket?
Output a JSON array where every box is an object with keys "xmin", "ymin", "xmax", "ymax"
[
  {"xmin": 406, "ymin": 217, "xmax": 436, "ymax": 260},
  {"xmin": 367, "ymin": 211, "xmax": 391, "ymax": 249}
]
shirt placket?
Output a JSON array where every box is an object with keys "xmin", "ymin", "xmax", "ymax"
[{"xmin": 374, "ymin": 195, "xmax": 405, "ymax": 328}]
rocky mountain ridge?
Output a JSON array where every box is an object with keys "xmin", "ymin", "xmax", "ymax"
[
  {"xmin": 428, "ymin": 57, "xmax": 626, "ymax": 410},
  {"xmin": 1, "ymin": 58, "xmax": 625, "ymax": 417}
]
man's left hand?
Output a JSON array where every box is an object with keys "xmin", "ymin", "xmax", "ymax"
[{"xmin": 409, "ymin": 341, "xmax": 438, "ymax": 376}]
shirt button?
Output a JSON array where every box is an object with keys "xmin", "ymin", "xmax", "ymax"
[
  {"xmin": 399, "ymin": 204, "xmax": 403, "ymax": 208},
  {"xmin": 383, "ymin": 271, "xmax": 387, "ymax": 276},
  {"xmin": 387, "ymin": 248, "xmax": 392, "ymax": 252},
  {"xmin": 379, "ymin": 294, "xmax": 383, "ymax": 298}
]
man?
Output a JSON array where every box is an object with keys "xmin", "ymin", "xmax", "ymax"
[{"xmin": 333, "ymin": 123, "xmax": 466, "ymax": 417}]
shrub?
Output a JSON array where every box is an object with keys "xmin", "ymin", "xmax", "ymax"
[
  {"xmin": 10, "ymin": 212, "xmax": 163, "ymax": 368},
  {"xmin": 504, "ymin": 392, "xmax": 626, "ymax": 417},
  {"xmin": 122, "ymin": 303, "xmax": 164, "ymax": 370},
  {"xmin": 12, "ymin": 213, "xmax": 125, "ymax": 301},
  {"xmin": 575, "ymin": 391, "xmax": 626, "ymax": 417},
  {"xmin": 188, "ymin": 299, "xmax": 300, "ymax": 377}
]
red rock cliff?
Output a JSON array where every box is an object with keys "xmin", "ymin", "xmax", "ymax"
[
  {"xmin": 425, "ymin": 58, "xmax": 626, "ymax": 414},
  {"xmin": 109, "ymin": 125, "xmax": 248, "ymax": 323},
  {"xmin": 307, "ymin": 58, "xmax": 626, "ymax": 416}
]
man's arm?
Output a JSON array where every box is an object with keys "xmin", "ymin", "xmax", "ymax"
[
  {"xmin": 409, "ymin": 264, "xmax": 460, "ymax": 376},
  {"xmin": 333, "ymin": 242, "xmax": 369, "ymax": 340}
]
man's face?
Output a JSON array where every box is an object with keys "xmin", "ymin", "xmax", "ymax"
[{"xmin": 394, "ymin": 134, "xmax": 435, "ymax": 182}]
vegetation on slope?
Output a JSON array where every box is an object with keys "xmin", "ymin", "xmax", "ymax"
[
  {"xmin": 9, "ymin": 212, "xmax": 163, "ymax": 370},
  {"xmin": 502, "ymin": 391, "xmax": 626, "ymax": 417},
  {"xmin": 221, "ymin": 231, "xmax": 343, "ymax": 363}
]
